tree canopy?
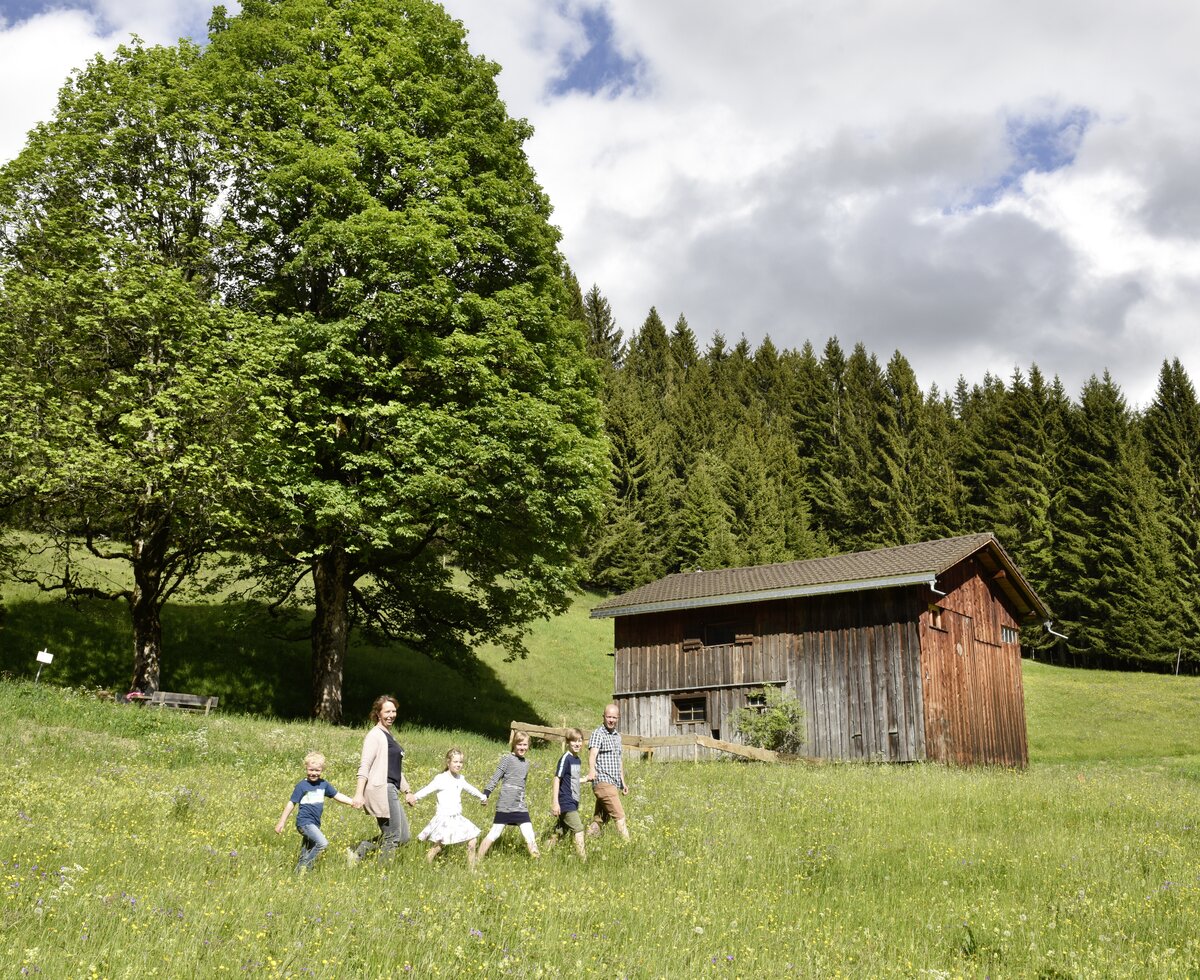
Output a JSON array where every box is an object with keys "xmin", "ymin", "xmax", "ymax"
[
  {"xmin": 203, "ymin": 0, "xmax": 608, "ymax": 721},
  {"xmin": 0, "ymin": 40, "xmax": 286, "ymax": 693}
]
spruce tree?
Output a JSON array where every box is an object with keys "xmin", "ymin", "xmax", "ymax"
[
  {"xmin": 582, "ymin": 283, "xmax": 624, "ymax": 368},
  {"xmin": 670, "ymin": 314, "xmax": 699, "ymax": 375},
  {"xmin": 1048, "ymin": 373, "xmax": 1177, "ymax": 668},
  {"xmin": 1142, "ymin": 358, "xmax": 1200, "ymax": 671},
  {"xmin": 987, "ymin": 366, "xmax": 1070, "ymax": 656},
  {"xmin": 625, "ymin": 307, "xmax": 671, "ymax": 386},
  {"xmin": 822, "ymin": 343, "xmax": 885, "ymax": 551},
  {"xmin": 674, "ymin": 452, "xmax": 738, "ymax": 571},
  {"xmin": 788, "ymin": 340, "xmax": 836, "ymax": 533},
  {"xmin": 954, "ymin": 372, "xmax": 1009, "ymax": 534}
]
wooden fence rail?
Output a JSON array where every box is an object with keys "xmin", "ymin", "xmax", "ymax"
[{"xmin": 509, "ymin": 721, "xmax": 780, "ymax": 764}]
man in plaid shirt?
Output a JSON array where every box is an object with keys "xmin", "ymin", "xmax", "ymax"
[{"xmin": 586, "ymin": 703, "xmax": 630, "ymax": 841}]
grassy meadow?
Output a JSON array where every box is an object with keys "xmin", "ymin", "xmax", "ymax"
[{"xmin": 2, "ymin": 584, "xmax": 1200, "ymax": 977}]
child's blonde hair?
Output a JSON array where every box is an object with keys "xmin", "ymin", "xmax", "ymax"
[
  {"xmin": 303, "ymin": 751, "xmax": 326, "ymax": 768},
  {"xmin": 444, "ymin": 747, "xmax": 465, "ymax": 770},
  {"xmin": 509, "ymin": 729, "xmax": 531, "ymax": 750},
  {"xmin": 565, "ymin": 727, "xmax": 583, "ymax": 744}
]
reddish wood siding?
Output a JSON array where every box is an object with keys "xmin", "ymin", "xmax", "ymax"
[{"xmin": 919, "ymin": 559, "xmax": 1029, "ymax": 766}]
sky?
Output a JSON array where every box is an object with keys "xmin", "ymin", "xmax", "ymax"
[{"xmin": 3, "ymin": 1, "xmax": 1200, "ymax": 406}]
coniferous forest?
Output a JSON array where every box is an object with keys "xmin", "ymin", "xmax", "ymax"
[{"xmin": 567, "ymin": 279, "xmax": 1200, "ymax": 674}]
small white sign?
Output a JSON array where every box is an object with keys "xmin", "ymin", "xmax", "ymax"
[{"xmin": 36, "ymin": 649, "xmax": 53, "ymax": 665}]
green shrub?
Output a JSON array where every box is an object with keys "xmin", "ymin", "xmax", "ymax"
[{"xmin": 732, "ymin": 685, "xmax": 806, "ymax": 753}]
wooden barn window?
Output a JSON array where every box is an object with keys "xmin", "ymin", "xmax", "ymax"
[
  {"xmin": 1001, "ymin": 625, "xmax": 1020, "ymax": 644},
  {"xmin": 928, "ymin": 605, "xmax": 945, "ymax": 631},
  {"xmin": 744, "ymin": 690, "xmax": 768, "ymax": 713},
  {"xmin": 703, "ymin": 621, "xmax": 753, "ymax": 647},
  {"xmin": 672, "ymin": 694, "xmax": 708, "ymax": 724}
]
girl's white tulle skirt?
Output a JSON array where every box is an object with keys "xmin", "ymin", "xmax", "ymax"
[{"xmin": 418, "ymin": 814, "xmax": 482, "ymax": 845}]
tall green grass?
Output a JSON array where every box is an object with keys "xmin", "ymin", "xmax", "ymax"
[{"xmin": 2, "ymin": 665, "xmax": 1199, "ymax": 978}]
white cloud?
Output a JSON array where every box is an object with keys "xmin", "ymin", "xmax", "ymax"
[
  {"xmin": 6, "ymin": 0, "xmax": 1200, "ymax": 405},
  {"xmin": 0, "ymin": 1, "xmax": 215, "ymax": 161}
]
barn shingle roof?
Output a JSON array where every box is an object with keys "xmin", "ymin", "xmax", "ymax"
[{"xmin": 590, "ymin": 532, "xmax": 1050, "ymax": 620}]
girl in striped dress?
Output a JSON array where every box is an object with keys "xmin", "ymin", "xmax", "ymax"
[{"xmin": 477, "ymin": 730, "xmax": 539, "ymax": 860}]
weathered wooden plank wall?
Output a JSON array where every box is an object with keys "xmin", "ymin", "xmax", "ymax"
[
  {"xmin": 614, "ymin": 604, "xmax": 790, "ymax": 695},
  {"xmin": 791, "ymin": 589, "xmax": 926, "ymax": 762},
  {"xmin": 609, "ymin": 556, "xmax": 1029, "ymax": 767}
]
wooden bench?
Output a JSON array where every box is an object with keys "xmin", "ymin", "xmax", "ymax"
[{"xmin": 146, "ymin": 691, "xmax": 220, "ymax": 715}]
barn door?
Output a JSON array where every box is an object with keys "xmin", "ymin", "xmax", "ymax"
[
  {"xmin": 928, "ymin": 608, "xmax": 977, "ymax": 766},
  {"xmin": 945, "ymin": 607, "xmax": 1018, "ymax": 765},
  {"xmin": 945, "ymin": 609, "xmax": 1029, "ymax": 766}
]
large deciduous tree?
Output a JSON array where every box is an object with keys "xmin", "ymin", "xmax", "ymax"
[
  {"xmin": 206, "ymin": 0, "xmax": 608, "ymax": 721},
  {"xmin": 0, "ymin": 40, "xmax": 283, "ymax": 693}
]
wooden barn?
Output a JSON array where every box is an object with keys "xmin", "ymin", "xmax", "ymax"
[{"xmin": 590, "ymin": 533, "xmax": 1051, "ymax": 767}]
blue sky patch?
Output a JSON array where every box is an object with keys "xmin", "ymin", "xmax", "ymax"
[
  {"xmin": 0, "ymin": 0, "xmax": 60, "ymax": 25},
  {"xmin": 549, "ymin": 4, "xmax": 644, "ymax": 97},
  {"xmin": 0, "ymin": 1, "xmax": 211, "ymax": 41},
  {"xmin": 961, "ymin": 106, "xmax": 1093, "ymax": 209}
]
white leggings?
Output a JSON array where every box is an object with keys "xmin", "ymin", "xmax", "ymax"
[{"xmin": 483, "ymin": 821, "xmax": 536, "ymax": 847}]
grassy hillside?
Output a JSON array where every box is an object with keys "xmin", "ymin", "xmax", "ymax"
[
  {"xmin": 0, "ymin": 571, "xmax": 615, "ymax": 734},
  {"xmin": 1024, "ymin": 657, "xmax": 1200, "ymax": 765}
]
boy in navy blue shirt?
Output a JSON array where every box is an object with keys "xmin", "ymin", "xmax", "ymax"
[
  {"xmin": 276, "ymin": 751, "xmax": 354, "ymax": 873},
  {"xmin": 544, "ymin": 728, "xmax": 590, "ymax": 859}
]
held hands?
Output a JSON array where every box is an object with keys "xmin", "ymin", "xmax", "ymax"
[
  {"xmin": 350, "ymin": 795, "xmax": 365, "ymax": 810},
  {"xmin": 404, "ymin": 793, "xmax": 416, "ymax": 807}
]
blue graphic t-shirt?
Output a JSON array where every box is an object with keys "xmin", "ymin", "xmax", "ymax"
[
  {"xmin": 555, "ymin": 752, "xmax": 582, "ymax": 812},
  {"xmin": 289, "ymin": 778, "xmax": 338, "ymax": 828}
]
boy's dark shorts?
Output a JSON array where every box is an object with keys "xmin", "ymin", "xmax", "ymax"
[{"xmin": 554, "ymin": 809, "xmax": 584, "ymax": 834}]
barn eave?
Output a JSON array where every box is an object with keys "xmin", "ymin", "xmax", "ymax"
[{"xmin": 589, "ymin": 571, "xmax": 939, "ymax": 619}]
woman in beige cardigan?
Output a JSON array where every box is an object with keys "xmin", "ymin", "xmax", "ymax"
[{"xmin": 348, "ymin": 694, "xmax": 411, "ymax": 862}]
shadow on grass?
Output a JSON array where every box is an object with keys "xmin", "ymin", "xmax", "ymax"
[{"xmin": 0, "ymin": 596, "xmax": 541, "ymax": 737}]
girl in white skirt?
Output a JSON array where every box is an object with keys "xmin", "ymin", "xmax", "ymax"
[{"xmin": 406, "ymin": 747, "xmax": 488, "ymax": 867}]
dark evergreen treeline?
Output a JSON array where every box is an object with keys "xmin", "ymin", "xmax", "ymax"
[{"xmin": 569, "ymin": 280, "xmax": 1200, "ymax": 673}]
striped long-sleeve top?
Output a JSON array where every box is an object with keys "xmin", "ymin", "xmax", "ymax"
[{"xmin": 483, "ymin": 753, "xmax": 529, "ymax": 814}]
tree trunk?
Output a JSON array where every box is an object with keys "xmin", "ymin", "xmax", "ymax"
[
  {"xmin": 311, "ymin": 545, "xmax": 352, "ymax": 723},
  {"xmin": 129, "ymin": 517, "xmax": 170, "ymax": 693}
]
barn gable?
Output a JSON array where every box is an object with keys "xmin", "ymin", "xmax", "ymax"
[{"xmin": 591, "ymin": 533, "xmax": 1049, "ymax": 768}]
